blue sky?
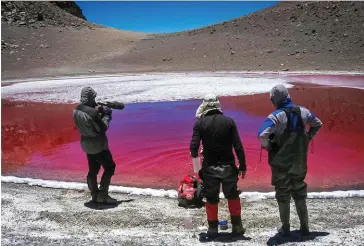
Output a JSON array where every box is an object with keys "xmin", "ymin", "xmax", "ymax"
[{"xmin": 76, "ymin": 1, "xmax": 278, "ymax": 33}]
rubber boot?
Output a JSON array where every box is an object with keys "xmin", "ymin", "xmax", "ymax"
[
  {"xmin": 277, "ymin": 201, "xmax": 291, "ymax": 237},
  {"xmin": 97, "ymin": 175, "xmax": 117, "ymax": 204},
  {"xmin": 294, "ymin": 199, "xmax": 310, "ymax": 236},
  {"xmin": 87, "ymin": 176, "xmax": 99, "ymax": 202},
  {"xmin": 228, "ymin": 199, "xmax": 245, "ymax": 236},
  {"xmin": 205, "ymin": 202, "xmax": 219, "ymax": 239}
]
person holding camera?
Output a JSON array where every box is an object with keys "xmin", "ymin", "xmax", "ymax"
[
  {"xmin": 258, "ymin": 84, "xmax": 323, "ymax": 237},
  {"xmin": 73, "ymin": 86, "xmax": 117, "ymax": 204}
]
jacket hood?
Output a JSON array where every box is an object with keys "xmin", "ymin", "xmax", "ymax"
[
  {"xmin": 270, "ymin": 84, "xmax": 291, "ymax": 109},
  {"xmin": 80, "ymin": 86, "xmax": 97, "ymax": 107}
]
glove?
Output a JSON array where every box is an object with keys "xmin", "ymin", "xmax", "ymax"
[
  {"xmin": 267, "ymin": 139, "xmax": 279, "ymax": 152},
  {"xmin": 102, "ymin": 106, "xmax": 112, "ymax": 119}
]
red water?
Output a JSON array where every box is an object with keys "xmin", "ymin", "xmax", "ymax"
[{"xmin": 2, "ymin": 83, "xmax": 364, "ymax": 191}]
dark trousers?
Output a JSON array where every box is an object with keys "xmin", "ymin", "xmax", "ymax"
[
  {"xmin": 86, "ymin": 149, "xmax": 116, "ymax": 192},
  {"xmin": 203, "ymin": 165, "xmax": 240, "ymax": 204},
  {"xmin": 272, "ymin": 169, "xmax": 307, "ymax": 202}
]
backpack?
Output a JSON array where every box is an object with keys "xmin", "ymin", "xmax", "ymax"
[{"xmin": 177, "ymin": 175, "xmax": 204, "ymax": 208}]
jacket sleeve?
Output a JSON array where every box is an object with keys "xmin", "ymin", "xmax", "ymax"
[
  {"xmin": 258, "ymin": 113, "xmax": 278, "ymax": 149},
  {"xmin": 190, "ymin": 121, "xmax": 201, "ymax": 158},
  {"xmin": 306, "ymin": 110, "xmax": 323, "ymax": 140},
  {"xmin": 232, "ymin": 120, "xmax": 246, "ymax": 171}
]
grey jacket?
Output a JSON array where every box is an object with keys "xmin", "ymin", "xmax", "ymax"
[{"xmin": 73, "ymin": 87, "xmax": 111, "ymax": 154}]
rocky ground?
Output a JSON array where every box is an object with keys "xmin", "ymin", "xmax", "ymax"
[
  {"xmin": 2, "ymin": 182, "xmax": 364, "ymax": 246},
  {"xmin": 1, "ymin": 1, "xmax": 364, "ymax": 80}
]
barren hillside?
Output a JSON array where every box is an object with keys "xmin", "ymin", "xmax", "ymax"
[{"xmin": 1, "ymin": 1, "xmax": 363, "ymax": 79}]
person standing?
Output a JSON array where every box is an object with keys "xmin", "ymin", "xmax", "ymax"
[
  {"xmin": 258, "ymin": 84, "xmax": 323, "ymax": 236},
  {"xmin": 73, "ymin": 86, "xmax": 118, "ymax": 204},
  {"xmin": 190, "ymin": 94, "xmax": 247, "ymax": 239}
]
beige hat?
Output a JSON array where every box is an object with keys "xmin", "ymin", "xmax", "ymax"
[{"xmin": 195, "ymin": 94, "xmax": 223, "ymax": 119}]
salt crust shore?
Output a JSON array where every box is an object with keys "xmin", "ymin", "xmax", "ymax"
[{"xmin": 2, "ymin": 182, "xmax": 364, "ymax": 246}]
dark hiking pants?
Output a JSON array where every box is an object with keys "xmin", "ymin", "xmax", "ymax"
[
  {"xmin": 203, "ymin": 165, "xmax": 240, "ymax": 204},
  {"xmin": 86, "ymin": 149, "xmax": 116, "ymax": 192}
]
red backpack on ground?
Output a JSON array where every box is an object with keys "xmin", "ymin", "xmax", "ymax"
[{"xmin": 177, "ymin": 175, "xmax": 204, "ymax": 208}]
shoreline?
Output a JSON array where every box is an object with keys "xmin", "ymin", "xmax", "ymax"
[
  {"xmin": 2, "ymin": 176, "xmax": 364, "ymax": 200},
  {"xmin": 2, "ymin": 70, "xmax": 364, "ymax": 84}
]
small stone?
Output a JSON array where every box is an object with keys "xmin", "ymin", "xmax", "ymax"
[
  {"xmin": 18, "ymin": 21, "xmax": 26, "ymax": 25},
  {"xmin": 283, "ymin": 68, "xmax": 289, "ymax": 71},
  {"xmin": 231, "ymin": 51, "xmax": 235, "ymax": 55},
  {"xmin": 267, "ymin": 50, "xmax": 273, "ymax": 53},
  {"xmin": 343, "ymin": 33, "xmax": 349, "ymax": 37}
]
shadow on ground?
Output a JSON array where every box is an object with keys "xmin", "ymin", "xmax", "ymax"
[
  {"xmin": 266, "ymin": 230, "xmax": 330, "ymax": 245},
  {"xmin": 199, "ymin": 232, "xmax": 252, "ymax": 243},
  {"xmin": 84, "ymin": 199, "xmax": 134, "ymax": 210}
]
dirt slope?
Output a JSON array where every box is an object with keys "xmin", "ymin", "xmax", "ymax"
[{"xmin": 1, "ymin": 1, "xmax": 363, "ymax": 79}]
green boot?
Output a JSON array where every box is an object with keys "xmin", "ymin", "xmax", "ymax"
[
  {"xmin": 231, "ymin": 215, "xmax": 246, "ymax": 236},
  {"xmin": 87, "ymin": 176, "xmax": 99, "ymax": 203},
  {"xmin": 295, "ymin": 199, "xmax": 310, "ymax": 236},
  {"xmin": 277, "ymin": 201, "xmax": 290, "ymax": 237},
  {"xmin": 97, "ymin": 175, "xmax": 117, "ymax": 204},
  {"xmin": 97, "ymin": 191, "xmax": 117, "ymax": 204}
]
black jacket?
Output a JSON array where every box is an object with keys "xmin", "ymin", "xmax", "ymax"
[{"xmin": 190, "ymin": 111, "xmax": 246, "ymax": 171}]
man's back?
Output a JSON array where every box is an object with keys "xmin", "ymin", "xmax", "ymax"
[{"xmin": 190, "ymin": 111, "xmax": 245, "ymax": 168}]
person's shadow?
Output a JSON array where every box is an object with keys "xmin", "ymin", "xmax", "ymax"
[
  {"xmin": 84, "ymin": 199, "xmax": 134, "ymax": 210},
  {"xmin": 266, "ymin": 230, "xmax": 330, "ymax": 245},
  {"xmin": 199, "ymin": 232, "xmax": 252, "ymax": 243}
]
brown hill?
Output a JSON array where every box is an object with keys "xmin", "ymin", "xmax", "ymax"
[{"xmin": 1, "ymin": 1, "xmax": 363, "ymax": 79}]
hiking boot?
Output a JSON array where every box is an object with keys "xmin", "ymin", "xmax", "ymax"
[
  {"xmin": 87, "ymin": 176, "xmax": 99, "ymax": 203},
  {"xmin": 277, "ymin": 201, "xmax": 291, "ymax": 237},
  {"xmin": 207, "ymin": 220, "xmax": 219, "ymax": 239},
  {"xmin": 295, "ymin": 199, "xmax": 310, "ymax": 236},
  {"xmin": 231, "ymin": 215, "xmax": 246, "ymax": 236},
  {"xmin": 91, "ymin": 191, "xmax": 99, "ymax": 203},
  {"xmin": 97, "ymin": 191, "xmax": 117, "ymax": 204}
]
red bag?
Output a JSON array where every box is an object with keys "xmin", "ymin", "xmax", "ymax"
[{"xmin": 177, "ymin": 175, "xmax": 204, "ymax": 208}]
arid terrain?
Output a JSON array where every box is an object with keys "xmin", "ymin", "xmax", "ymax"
[
  {"xmin": 1, "ymin": 1, "xmax": 364, "ymax": 79},
  {"xmin": 2, "ymin": 182, "xmax": 364, "ymax": 246}
]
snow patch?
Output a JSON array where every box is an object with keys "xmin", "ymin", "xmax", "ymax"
[{"xmin": 3, "ymin": 176, "xmax": 364, "ymax": 200}]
